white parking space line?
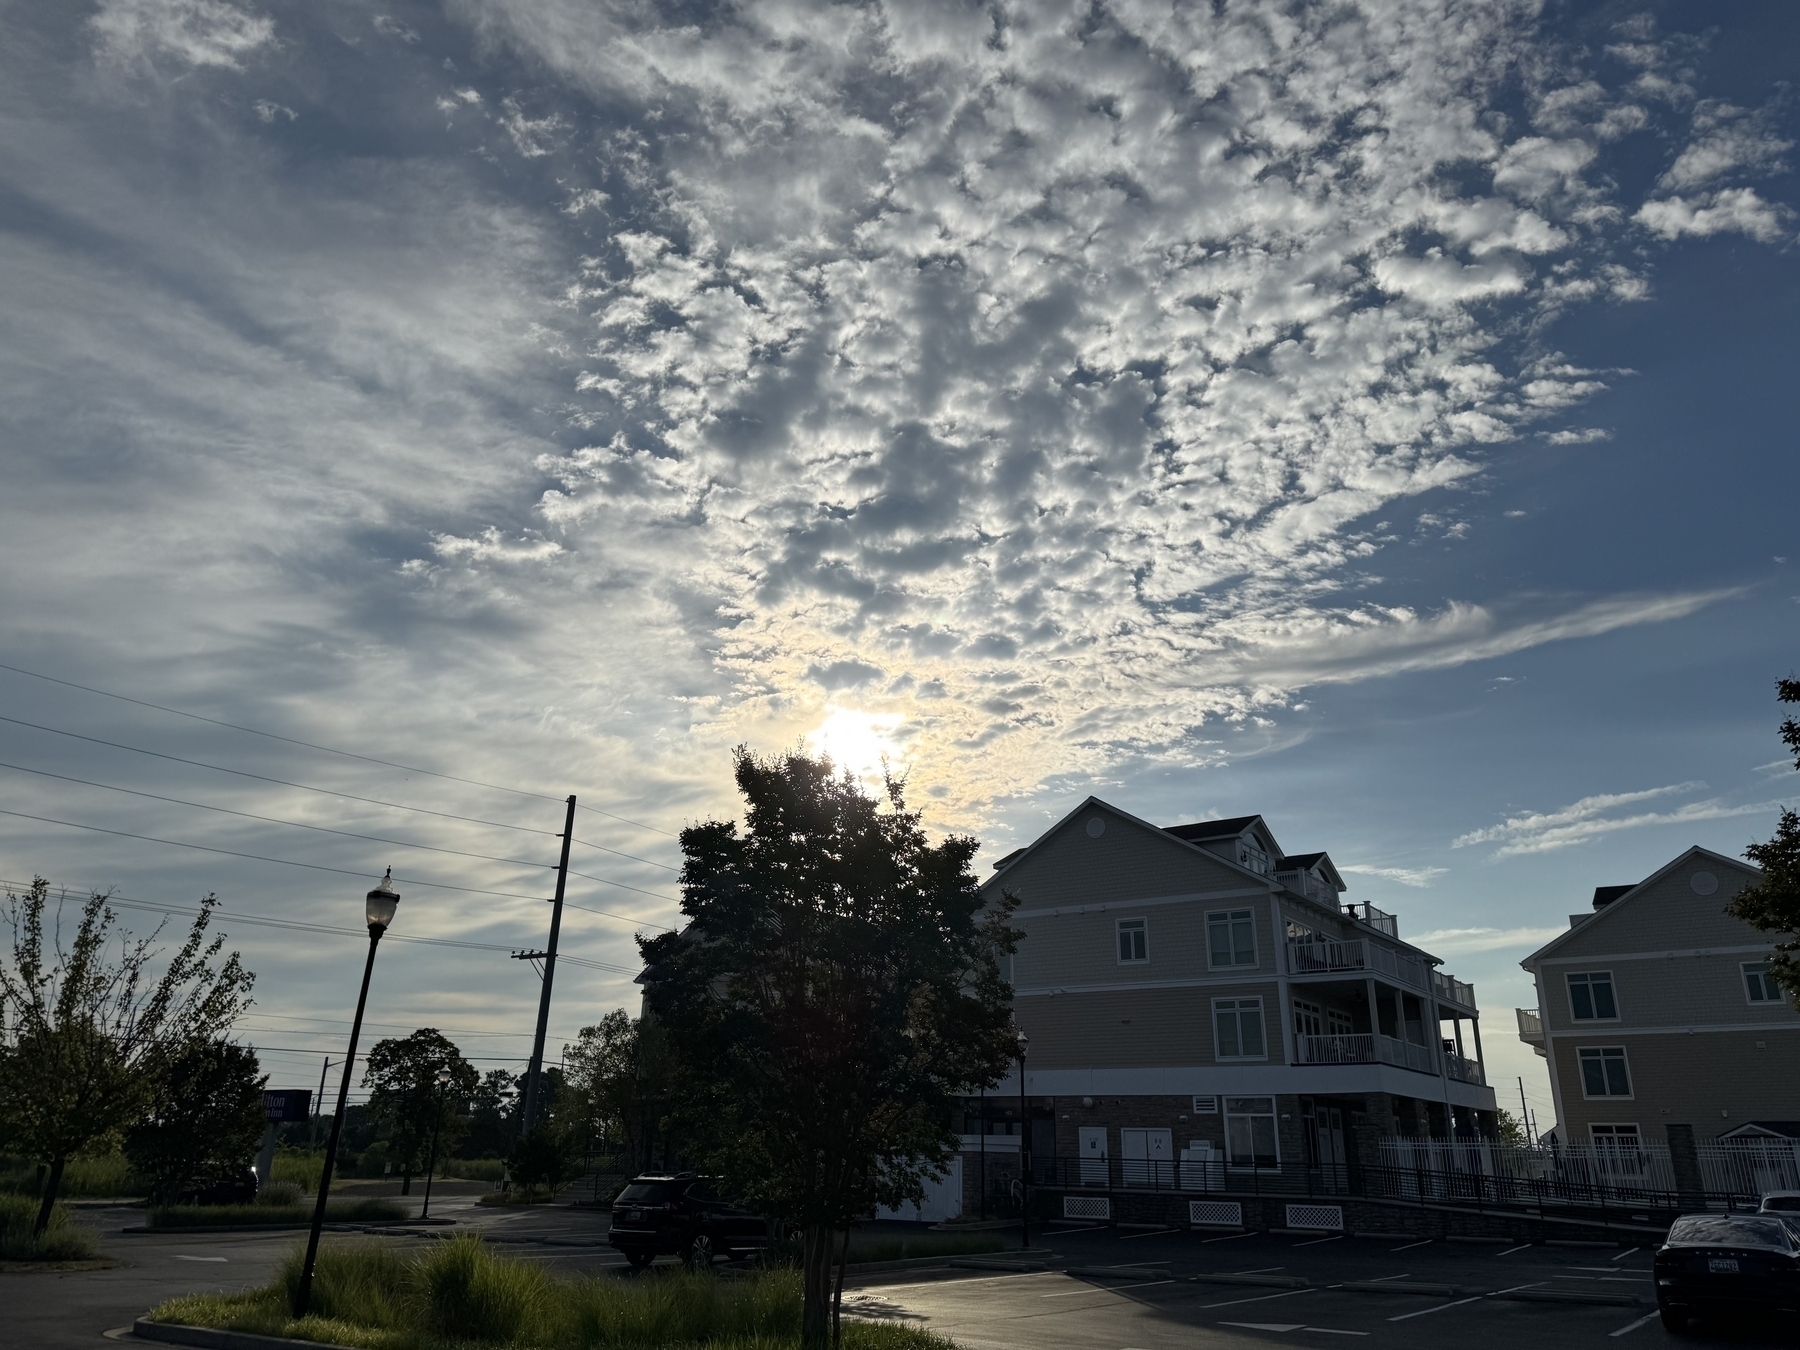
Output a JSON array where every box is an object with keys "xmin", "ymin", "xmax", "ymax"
[
  {"xmin": 1495, "ymin": 1244, "xmax": 1532, "ymax": 1257},
  {"xmin": 1610, "ymin": 1247, "xmax": 1639, "ymax": 1262},
  {"xmin": 1387, "ymin": 1295, "xmax": 1484, "ymax": 1321},
  {"xmin": 1218, "ymin": 1322, "xmax": 1370, "ymax": 1338},
  {"xmin": 1202, "ymin": 1289, "xmax": 1316, "ymax": 1310},
  {"xmin": 1118, "ymin": 1228, "xmax": 1180, "ymax": 1239},
  {"xmin": 173, "ymin": 1255, "xmax": 228, "ymax": 1262},
  {"xmin": 1292, "ymin": 1235, "xmax": 1342, "ymax": 1248},
  {"xmin": 1390, "ymin": 1239, "xmax": 1432, "ymax": 1252},
  {"xmin": 1366, "ymin": 1274, "xmax": 1410, "ymax": 1282},
  {"xmin": 1238, "ymin": 1267, "xmax": 1287, "ymax": 1274},
  {"xmin": 1202, "ymin": 1230, "xmax": 1258, "ymax": 1243},
  {"xmin": 1609, "ymin": 1312, "xmax": 1659, "ymax": 1337}
]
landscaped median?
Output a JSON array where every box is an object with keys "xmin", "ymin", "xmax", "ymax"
[
  {"xmin": 145, "ymin": 1199, "xmax": 409, "ymax": 1231},
  {"xmin": 142, "ymin": 1234, "xmax": 956, "ymax": 1349}
]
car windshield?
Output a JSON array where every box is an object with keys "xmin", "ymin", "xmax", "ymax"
[
  {"xmin": 1762, "ymin": 1195, "xmax": 1800, "ymax": 1213},
  {"xmin": 618, "ymin": 1182, "xmax": 685, "ymax": 1204},
  {"xmin": 1667, "ymin": 1215, "xmax": 1793, "ymax": 1251}
]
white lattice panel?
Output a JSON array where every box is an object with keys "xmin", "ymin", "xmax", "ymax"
[
  {"xmin": 1285, "ymin": 1203, "xmax": 1344, "ymax": 1231},
  {"xmin": 1188, "ymin": 1200, "xmax": 1243, "ymax": 1227},
  {"xmin": 1063, "ymin": 1196, "xmax": 1112, "ymax": 1220}
]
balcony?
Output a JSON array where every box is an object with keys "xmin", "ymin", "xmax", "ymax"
[
  {"xmin": 1286, "ymin": 937, "xmax": 1433, "ymax": 993},
  {"xmin": 1343, "ymin": 901, "xmax": 1399, "ymax": 938},
  {"xmin": 1294, "ymin": 1032, "xmax": 1439, "ymax": 1075},
  {"xmin": 1431, "ymin": 970, "xmax": 1477, "ymax": 1010},
  {"xmin": 1444, "ymin": 1050, "xmax": 1485, "ymax": 1086},
  {"xmin": 1516, "ymin": 1007, "xmax": 1546, "ymax": 1058},
  {"xmin": 1276, "ymin": 868, "xmax": 1338, "ymax": 906}
]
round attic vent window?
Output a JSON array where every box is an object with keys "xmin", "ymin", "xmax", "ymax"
[
  {"xmin": 1690, "ymin": 871, "xmax": 1718, "ymax": 896},
  {"xmin": 1086, "ymin": 817, "xmax": 1105, "ymax": 838}
]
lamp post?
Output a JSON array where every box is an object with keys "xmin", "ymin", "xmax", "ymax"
[
  {"xmin": 293, "ymin": 870, "xmax": 399, "ymax": 1318},
  {"xmin": 1016, "ymin": 1029, "xmax": 1030, "ymax": 1250},
  {"xmin": 420, "ymin": 1067, "xmax": 453, "ymax": 1222}
]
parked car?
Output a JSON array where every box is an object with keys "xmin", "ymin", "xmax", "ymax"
[
  {"xmin": 1761, "ymin": 1191, "xmax": 1800, "ymax": 1216},
  {"xmin": 1654, "ymin": 1212, "xmax": 1800, "ymax": 1332},
  {"xmin": 606, "ymin": 1174, "xmax": 770, "ymax": 1269},
  {"xmin": 180, "ymin": 1165, "xmax": 259, "ymax": 1207}
]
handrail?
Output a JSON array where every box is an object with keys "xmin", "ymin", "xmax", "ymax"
[{"xmin": 1516, "ymin": 1007, "xmax": 1544, "ymax": 1041}]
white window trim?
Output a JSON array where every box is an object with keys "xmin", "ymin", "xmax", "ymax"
[
  {"xmin": 1223, "ymin": 1095, "xmax": 1281, "ymax": 1169},
  {"xmin": 1213, "ymin": 995, "xmax": 1269, "ymax": 1062},
  {"xmin": 1589, "ymin": 1122, "xmax": 1642, "ymax": 1141},
  {"xmin": 1742, "ymin": 961, "xmax": 1786, "ymax": 1005},
  {"xmin": 1576, "ymin": 1045, "xmax": 1634, "ymax": 1100},
  {"xmin": 1116, "ymin": 917, "xmax": 1149, "ymax": 966},
  {"xmin": 1566, "ymin": 970, "xmax": 1620, "ymax": 1022},
  {"xmin": 1207, "ymin": 907, "xmax": 1259, "ymax": 970}
]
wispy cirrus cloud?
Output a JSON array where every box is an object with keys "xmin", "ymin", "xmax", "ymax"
[
  {"xmin": 1340, "ymin": 864, "xmax": 1449, "ymax": 889},
  {"xmin": 1454, "ymin": 783, "xmax": 1776, "ymax": 858},
  {"xmin": 1408, "ymin": 925, "xmax": 1567, "ymax": 954}
]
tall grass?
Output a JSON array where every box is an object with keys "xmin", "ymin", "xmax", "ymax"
[
  {"xmin": 0, "ymin": 1194, "xmax": 100, "ymax": 1262},
  {"xmin": 273, "ymin": 1149, "xmax": 326, "ymax": 1193},
  {"xmin": 0, "ymin": 1152, "xmax": 140, "ymax": 1198},
  {"xmin": 149, "ymin": 1235, "xmax": 956, "ymax": 1349}
]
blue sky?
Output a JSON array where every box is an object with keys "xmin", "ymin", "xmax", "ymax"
[{"xmin": 1, "ymin": 0, "xmax": 1795, "ymax": 1124}]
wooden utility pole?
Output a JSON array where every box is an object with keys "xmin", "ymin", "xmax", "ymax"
[{"xmin": 521, "ymin": 794, "xmax": 577, "ymax": 1134}]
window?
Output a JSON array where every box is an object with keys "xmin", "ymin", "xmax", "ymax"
[
  {"xmin": 1293, "ymin": 999, "xmax": 1323, "ymax": 1037},
  {"xmin": 1578, "ymin": 1046, "xmax": 1632, "ymax": 1098},
  {"xmin": 1327, "ymin": 1008, "xmax": 1354, "ymax": 1036},
  {"xmin": 1224, "ymin": 1096, "xmax": 1279, "ymax": 1167},
  {"xmin": 1591, "ymin": 1124, "xmax": 1645, "ymax": 1177},
  {"xmin": 1239, "ymin": 841, "xmax": 1270, "ymax": 875},
  {"xmin": 1567, "ymin": 971, "xmax": 1618, "ymax": 1021},
  {"xmin": 1744, "ymin": 962, "xmax": 1784, "ymax": 1003},
  {"xmin": 1116, "ymin": 918, "xmax": 1148, "ymax": 964},
  {"xmin": 1208, "ymin": 909, "xmax": 1258, "ymax": 967},
  {"xmin": 1214, "ymin": 997, "xmax": 1267, "ymax": 1059},
  {"xmin": 1591, "ymin": 1123, "xmax": 1641, "ymax": 1148}
]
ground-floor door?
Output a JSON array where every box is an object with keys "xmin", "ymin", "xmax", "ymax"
[
  {"xmin": 1310, "ymin": 1103, "xmax": 1349, "ymax": 1193},
  {"xmin": 1078, "ymin": 1125, "xmax": 1109, "ymax": 1186},
  {"xmin": 1120, "ymin": 1127, "xmax": 1173, "ymax": 1186}
]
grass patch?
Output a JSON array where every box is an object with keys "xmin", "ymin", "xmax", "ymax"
[
  {"xmin": 273, "ymin": 1149, "xmax": 325, "ymax": 1193},
  {"xmin": 149, "ymin": 1236, "xmax": 958, "ymax": 1349},
  {"xmin": 0, "ymin": 1152, "xmax": 140, "ymax": 1199},
  {"xmin": 443, "ymin": 1158, "xmax": 506, "ymax": 1183},
  {"xmin": 0, "ymin": 1194, "xmax": 100, "ymax": 1261},
  {"xmin": 148, "ymin": 1198, "xmax": 407, "ymax": 1229},
  {"xmin": 847, "ymin": 1232, "xmax": 1002, "ymax": 1265}
]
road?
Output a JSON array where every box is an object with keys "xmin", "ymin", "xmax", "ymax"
[{"xmin": 8, "ymin": 1200, "xmax": 1794, "ymax": 1349}]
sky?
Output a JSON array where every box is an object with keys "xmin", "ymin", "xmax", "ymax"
[{"xmin": 0, "ymin": 0, "xmax": 1795, "ymax": 1127}]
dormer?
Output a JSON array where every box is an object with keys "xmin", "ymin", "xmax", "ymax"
[
  {"xmin": 1274, "ymin": 851, "xmax": 1347, "ymax": 909},
  {"xmin": 1160, "ymin": 814, "xmax": 1284, "ymax": 877}
]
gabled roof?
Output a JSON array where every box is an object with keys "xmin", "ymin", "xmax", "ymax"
[
  {"xmin": 1280, "ymin": 851, "xmax": 1347, "ymax": 892},
  {"xmin": 1162, "ymin": 814, "xmax": 1262, "ymax": 842},
  {"xmin": 1591, "ymin": 884, "xmax": 1634, "ymax": 909},
  {"xmin": 1520, "ymin": 845, "xmax": 1763, "ymax": 968},
  {"xmin": 1720, "ymin": 1122, "xmax": 1800, "ymax": 1141},
  {"xmin": 983, "ymin": 796, "xmax": 1278, "ymax": 891}
]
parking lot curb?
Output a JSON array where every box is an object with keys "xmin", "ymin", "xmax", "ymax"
[
  {"xmin": 1065, "ymin": 1265, "xmax": 1172, "ymax": 1279},
  {"xmin": 1189, "ymin": 1272, "xmax": 1312, "ymax": 1289},
  {"xmin": 947, "ymin": 1257, "xmax": 1047, "ymax": 1273},
  {"xmin": 1332, "ymin": 1281, "xmax": 1464, "ymax": 1296},
  {"xmin": 131, "ymin": 1320, "xmax": 356, "ymax": 1350}
]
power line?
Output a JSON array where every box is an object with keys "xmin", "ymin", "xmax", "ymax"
[
  {"xmin": 239, "ymin": 1011, "xmax": 588, "ymax": 1040},
  {"xmin": 0, "ymin": 714, "xmax": 556, "ymax": 837},
  {"xmin": 0, "ymin": 807, "xmax": 555, "ymax": 902},
  {"xmin": 571, "ymin": 836, "xmax": 677, "ymax": 872},
  {"xmin": 0, "ymin": 660, "xmax": 676, "ymax": 838},
  {"xmin": 574, "ymin": 800, "xmax": 676, "ymax": 838}
]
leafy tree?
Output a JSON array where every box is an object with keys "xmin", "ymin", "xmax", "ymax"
[
  {"xmin": 458, "ymin": 1069, "xmax": 517, "ymax": 1160},
  {"xmin": 507, "ymin": 1119, "xmax": 579, "ymax": 1197},
  {"xmin": 126, "ymin": 1038, "xmax": 266, "ymax": 1204},
  {"xmin": 562, "ymin": 1010, "xmax": 676, "ymax": 1167},
  {"xmin": 362, "ymin": 1029, "xmax": 477, "ymax": 1193},
  {"xmin": 640, "ymin": 747, "xmax": 1020, "ymax": 1350},
  {"xmin": 0, "ymin": 880, "xmax": 254, "ymax": 1232},
  {"xmin": 1729, "ymin": 678, "xmax": 1800, "ymax": 999},
  {"xmin": 1494, "ymin": 1108, "xmax": 1529, "ymax": 1147}
]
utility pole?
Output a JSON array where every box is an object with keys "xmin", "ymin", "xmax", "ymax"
[
  {"xmin": 1517, "ymin": 1077, "xmax": 1533, "ymax": 1145},
  {"xmin": 313, "ymin": 1057, "xmax": 333, "ymax": 1148},
  {"xmin": 520, "ymin": 794, "xmax": 576, "ymax": 1135}
]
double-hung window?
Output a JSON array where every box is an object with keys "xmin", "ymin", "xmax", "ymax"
[
  {"xmin": 1744, "ymin": 962, "xmax": 1784, "ymax": 1003},
  {"xmin": 1224, "ymin": 1096, "xmax": 1279, "ymax": 1167},
  {"xmin": 1214, "ymin": 997, "xmax": 1266, "ymax": 1060},
  {"xmin": 1116, "ymin": 918, "xmax": 1148, "ymax": 964},
  {"xmin": 1567, "ymin": 971, "xmax": 1618, "ymax": 1021},
  {"xmin": 1578, "ymin": 1046, "xmax": 1632, "ymax": 1098},
  {"xmin": 1208, "ymin": 909, "xmax": 1257, "ymax": 967}
]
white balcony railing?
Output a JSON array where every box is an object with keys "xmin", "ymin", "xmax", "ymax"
[
  {"xmin": 1443, "ymin": 1051, "xmax": 1486, "ymax": 1086},
  {"xmin": 1286, "ymin": 937, "xmax": 1435, "ymax": 995},
  {"xmin": 1294, "ymin": 1031, "xmax": 1442, "ymax": 1076},
  {"xmin": 1276, "ymin": 868, "xmax": 1338, "ymax": 906},
  {"xmin": 1516, "ymin": 1007, "xmax": 1544, "ymax": 1043},
  {"xmin": 1431, "ymin": 970, "xmax": 1477, "ymax": 1009},
  {"xmin": 1344, "ymin": 901, "xmax": 1399, "ymax": 938}
]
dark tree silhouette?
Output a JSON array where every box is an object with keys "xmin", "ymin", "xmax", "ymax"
[{"xmin": 1728, "ymin": 678, "xmax": 1800, "ymax": 999}]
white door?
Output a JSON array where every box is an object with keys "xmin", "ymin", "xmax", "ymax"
[
  {"xmin": 1121, "ymin": 1128, "xmax": 1173, "ymax": 1186},
  {"xmin": 1079, "ymin": 1126, "xmax": 1109, "ymax": 1186},
  {"xmin": 1181, "ymin": 1140, "xmax": 1222, "ymax": 1191}
]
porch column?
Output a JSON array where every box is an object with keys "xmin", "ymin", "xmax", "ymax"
[
  {"xmin": 1470, "ymin": 1014, "xmax": 1486, "ymax": 1082},
  {"xmin": 1365, "ymin": 977, "xmax": 1380, "ymax": 1042},
  {"xmin": 1453, "ymin": 1017, "xmax": 1466, "ymax": 1057}
]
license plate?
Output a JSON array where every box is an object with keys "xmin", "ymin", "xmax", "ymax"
[
  {"xmin": 627, "ymin": 1209, "xmax": 641, "ymax": 1221},
  {"xmin": 1708, "ymin": 1258, "xmax": 1739, "ymax": 1273}
]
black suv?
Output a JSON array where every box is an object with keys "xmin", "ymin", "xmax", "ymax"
[{"xmin": 607, "ymin": 1174, "xmax": 770, "ymax": 1269}]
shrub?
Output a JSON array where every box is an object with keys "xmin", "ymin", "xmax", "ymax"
[
  {"xmin": 272, "ymin": 1148, "xmax": 324, "ymax": 1193},
  {"xmin": 417, "ymin": 1235, "xmax": 553, "ymax": 1343},
  {"xmin": 256, "ymin": 1182, "xmax": 304, "ymax": 1208},
  {"xmin": 445, "ymin": 1158, "xmax": 506, "ymax": 1183},
  {"xmin": 0, "ymin": 1193, "xmax": 99, "ymax": 1261}
]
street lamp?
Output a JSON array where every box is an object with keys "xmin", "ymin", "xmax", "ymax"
[
  {"xmin": 420, "ymin": 1066, "xmax": 454, "ymax": 1222},
  {"xmin": 293, "ymin": 870, "xmax": 399, "ymax": 1318},
  {"xmin": 1016, "ymin": 1028, "xmax": 1030, "ymax": 1250}
]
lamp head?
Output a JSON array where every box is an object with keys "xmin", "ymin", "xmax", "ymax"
[
  {"xmin": 1016, "ymin": 1028, "xmax": 1029, "ymax": 1058},
  {"xmin": 365, "ymin": 868, "xmax": 400, "ymax": 932}
]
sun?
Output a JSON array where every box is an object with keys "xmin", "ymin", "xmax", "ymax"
[{"xmin": 806, "ymin": 707, "xmax": 907, "ymax": 786}]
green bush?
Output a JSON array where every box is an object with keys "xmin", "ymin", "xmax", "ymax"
[
  {"xmin": 148, "ymin": 1198, "xmax": 406, "ymax": 1229},
  {"xmin": 257, "ymin": 1182, "xmax": 305, "ymax": 1208},
  {"xmin": 272, "ymin": 1148, "xmax": 325, "ymax": 1193},
  {"xmin": 444, "ymin": 1157, "xmax": 506, "ymax": 1182},
  {"xmin": 149, "ymin": 1236, "xmax": 958, "ymax": 1348},
  {"xmin": 0, "ymin": 1194, "xmax": 99, "ymax": 1262}
]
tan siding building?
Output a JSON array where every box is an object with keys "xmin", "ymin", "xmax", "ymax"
[{"xmin": 1517, "ymin": 846, "xmax": 1800, "ymax": 1151}]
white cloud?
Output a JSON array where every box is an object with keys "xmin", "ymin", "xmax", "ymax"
[
  {"xmin": 1658, "ymin": 103, "xmax": 1791, "ymax": 192},
  {"xmin": 1340, "ymin": 864, "xmax": 1448, "ymax": 888},
  {"xmin": 91, "ymin": 0, "xmax": 274, "ymax": 70},
  {"xmin": 1454, "ymin": 783, "xmax": 1777, "ymax": 858},
  {"xmin": 252, "ymin": 99, "xmax": 295, "ymax": 123},
  {"xmin": 1541, "ymin": 427, "xmax": 1612, "ymax": 445},
  {"xmin": 1408, "ymin": 925, "xmax": 1566, "ymax": 954},
  {"xmin": 1636, "ymin": 188, "xmax": 1790, "ymax": 243}
]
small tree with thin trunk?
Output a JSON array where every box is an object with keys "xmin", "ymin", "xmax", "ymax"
[
  {"xmin": 1729, "ymin": 678, "xmax": 1800, "ymax": 999},
  {"xmin": 640, "ymin": 747, "xmax": 1020, "ymax": 1350},
  {"xmin": 362, "ymin": 1028, "xmax": 477, "ymax": 1194},
  {"xmin": 0, "ymin": 879, "xmax": 254, "ymax": 1232}
]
